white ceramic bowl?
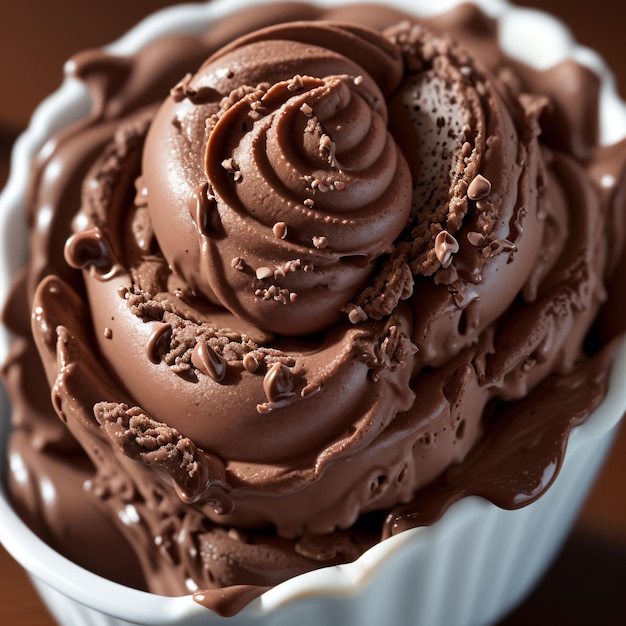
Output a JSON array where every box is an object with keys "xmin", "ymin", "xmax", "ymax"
[{"xmin": 1, "ymin": 1, "xmax": 625, "ymax": 625}]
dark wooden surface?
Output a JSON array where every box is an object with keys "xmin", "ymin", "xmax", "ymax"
[{"xmin": 0, "ymin": 1, "xmax": 625, "ymax": 624}]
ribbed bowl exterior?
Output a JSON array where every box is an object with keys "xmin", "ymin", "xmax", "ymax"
[{"xmin": 23, "ymin": 426, "xmax": 617, "ymax": 626}]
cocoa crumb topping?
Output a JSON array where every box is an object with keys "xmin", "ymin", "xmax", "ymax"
[
  {"xmin": 353, "ymin": 315, "xmax": 416, "ymax": 381},
  {"xmin": 312, "ymin": 236, "xmax": 328, "ymax": 249},
  {"xmin": 287, "ymin": 74, "xmax": 304, "ymax": 92},
  {"xmin": 255, "ymin": 266, "xmax": 274, "ymax": 280},
  {"xmin": 94, "ymin": 402, "xmax": 232, "ymax": 512},
  {"xmin": 375, "ymin": 322, "xmax": 417, "ymax": 371},
  {"xmin": 231, "ymin": 257, "xmax": 245, "ymax": 271},
  {"xmin": 347, "ymin": 246, "xmax": 413, "ymax": 320},
  {"xmin": 319, "ymin": 133, "xmax": 338, "ymax": 168},
  {"xmin": 272, "ymin": 222, "xmax": 288, "ymax": 239},
  {"xmin": 274, "ymin": 259, "xmax": 302, "ymax": 277},
  {"xmin": 348, "ymin": 306, "xmax": 368, "ymax": 324},
  {"xmin": 127, "ymin": 284, "xmax": 294, "ymax": 372},
  {"xmin": 254, "ymin": 284, "xmax": 292, "ymax": 304},
  {"xmin": 221, "ymin": 157, "xmax": 242, "ymax": 181}
]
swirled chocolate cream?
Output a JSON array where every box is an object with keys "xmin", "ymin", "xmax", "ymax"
[{"xmin": 3, "ymin": 1, "xmax": 626, "ymax": 616}]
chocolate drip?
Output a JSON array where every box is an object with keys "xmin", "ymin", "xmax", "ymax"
[{"xmin": 383, "ymin": 345, "xmax": 614, "ymax": 538}]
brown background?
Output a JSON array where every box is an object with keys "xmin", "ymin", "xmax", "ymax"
[{"xmin": 0, "ymin": 1, "xmax": 624, "ymax": 624}]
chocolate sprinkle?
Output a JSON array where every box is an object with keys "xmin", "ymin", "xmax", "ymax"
[
  {"xmin": 467, "ymin": 174, "xmax": 492, "ymax": 200},
  {"xmin": 191, "ymin": 339, "xmax": 226, "ymax": 382},
  {"xmin": 262, "ymin": 363, "xmax": 294, "ymax": 404},
  {"xmin": 146, "ymin": 322, "xmax": 173, "ymax": 364}
]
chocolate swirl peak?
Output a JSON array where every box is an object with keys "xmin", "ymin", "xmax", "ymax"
[{"xmin": 143, "ymin": 23, "xmax": 412, "ymax": 335}]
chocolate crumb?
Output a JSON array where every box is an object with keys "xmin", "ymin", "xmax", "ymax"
[
  {"xmin": 221, "ymin": 158, "xmax": 242, "ymax": 181},
  {"xmin": 94, "ymin": 402, "xmax": 232, "ymax": 512},
  {"xmin": 287, "ymin": 74, "xmax": 304, "ymax": 91},
  {"xmin": 231, "ymin": 257, "xmax": 245, "ymax": 271},
  {"xmin": 348, "ymin": 306, "xmax": 368, "ymax": 324},
  {"xmin": 256, "ymin": 267, "xmax": 274, "ymax": 280},
  {"xmin": 272, "ymin": 222, "xmax": 288, "ymax": 239},
  {"xmin": 313, "ymin": 236, "xmax": 328, "ymax": 249}
]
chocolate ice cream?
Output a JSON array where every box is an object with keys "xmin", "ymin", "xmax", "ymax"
[{"xmin": 2, "ymin": 1, "xmax": 625, "ymax": 616}]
